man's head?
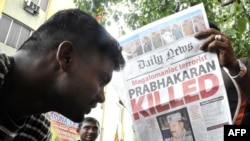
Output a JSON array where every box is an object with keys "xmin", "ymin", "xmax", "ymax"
[
  {"xmin": 14, "ymin": 9, "xmax": 125, "ymax": 122},
  {"xmin": 167, "ymin": 112, "xmax": 185, "ymax": 139},
  {"xmin": 19, "ymin": 9, "xmax": 125, "ymax": 71},
  {"xmin": 77, "ymin": 117, "xmax": 100, "ymax": 141}
]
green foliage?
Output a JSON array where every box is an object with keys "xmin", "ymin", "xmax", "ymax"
[{"xmin": 74, "ymin": 0, "xmax": 250, "ymax": 58}]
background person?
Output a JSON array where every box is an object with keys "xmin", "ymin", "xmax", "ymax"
[
  {"xmin": 0, "ymin": 8, "xmax": 125, "ymax": 140},
  {"xmin": 195, "ymin": 22, "xmax": 250, "ymax": 125},
  {"xmin": 76, "ymin": 117, "xmax": 100, "ymax": 141}
]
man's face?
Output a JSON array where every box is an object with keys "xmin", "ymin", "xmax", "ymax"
[
  {"xmin": 79, "ymin": 121, "xmax": 99, "ymax": 141},
  {"xmin": 57, "ymin": 51, "xmax": 114, "ymax": 122},
  {"xmin": 169, "ymin": 121, "xmax": 184, "ymax": 138}
]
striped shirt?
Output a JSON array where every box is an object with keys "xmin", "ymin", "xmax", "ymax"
[{"xmin": 0, "ymin": 52, "xmax": 51, "ymax": 141}]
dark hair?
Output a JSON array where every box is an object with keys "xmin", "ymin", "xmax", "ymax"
[
  {"xmin": 19, "ymin": 9, "xmax": 125, "ymax": 71},
  {"xmin": 77, "ymin": 117, "xmax": 100, "ymax": 132}
]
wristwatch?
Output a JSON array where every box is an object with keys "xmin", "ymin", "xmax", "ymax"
[{"xmin": 230, "ymin": 59, "xmax": 247, "ymax": 80}]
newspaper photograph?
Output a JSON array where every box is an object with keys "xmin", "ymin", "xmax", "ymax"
[{"xmin": 118, "ymin": 3, "xmax": 232, "ymax": 141}]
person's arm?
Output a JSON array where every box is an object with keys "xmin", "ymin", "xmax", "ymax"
[
  {"xmin": 230, "ymin": 58, "xmax": 250, "ymax": 102},
  {"xmin": 194, "ymin": 28, "xmax": 250, "ymax": 102}
]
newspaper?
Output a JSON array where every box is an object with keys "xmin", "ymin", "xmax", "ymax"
[{"xmin": 118, "ymin": 3, "xmax": 232, "ymax": 141}]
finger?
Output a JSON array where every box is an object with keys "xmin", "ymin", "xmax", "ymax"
[
  {"xmin": 199, "ymin": 33, "xmax": 229, "ymax": 51},
  {"xmin": 194, "ymin": 28, "xmax": 220, "ymax": 39},
  {"xmin": 198, "ymin": 34, "xmax": 218, "ymax": 51},
  {"xmin": 207, "ymin": 39, "xmax": 226, "ymax": 52}
]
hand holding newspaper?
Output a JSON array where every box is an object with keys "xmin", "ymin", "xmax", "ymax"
[{"xmin": 119, "ymin": 3, "xmax": 232, "ymax": 141}]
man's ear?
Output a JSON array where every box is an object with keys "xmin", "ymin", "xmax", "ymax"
[{"xmin": 56, "ymin": 41, "xmax": 74, "ymax": 71}]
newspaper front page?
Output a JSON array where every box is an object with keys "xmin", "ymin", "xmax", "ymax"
[{"xmin": 118, "ymin": 3, "xmax": 232, "ymax": 141}]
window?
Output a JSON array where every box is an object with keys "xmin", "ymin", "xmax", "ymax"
[
  {"xmin": 6, "ymin": 22, "xmax": 22, "ymax": 48},
  {"xmin": 0, "ymin": 14, "xmax": 33, "ymax": 49},
  {"xmin": 0, "ymin": 15, "xmax": 11, "ymax": 43}
]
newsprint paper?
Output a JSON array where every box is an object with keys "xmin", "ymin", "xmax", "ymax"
[{"xmin": 118, "ymin": 3, "xmax": 232, "ymax": 141}]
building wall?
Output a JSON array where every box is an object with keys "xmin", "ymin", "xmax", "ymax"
[
  {"xmin": 46, "ymin": 0, "xmax": 75, "ymax": 19},
  {"xmin": 99, "ymin": 71, "xmax": 135, "ymax": 141},
  {"xmin": 3, "ymin": 0, "xmax": 46, "ymax": 30},
  {"xmin": 0, "ymin": 0, "xmax": 46, "ymax": 55},
  {"xmin": 0, "ymin": 0, "xmax": 75, "ymax": 55},
  {"xmin": 0, "ymin": 0, "xmax": 6, "ymax": 13},
  {"xmin": 0, "ymin": 43, "xmax": 15, "ymax": 56}
]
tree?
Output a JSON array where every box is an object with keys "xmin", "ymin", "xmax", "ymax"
[{"xmin": 74, "ymin": 0, "xmax": 250, "ymax": 58}]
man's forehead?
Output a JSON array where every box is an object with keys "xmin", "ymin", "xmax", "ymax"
[{"xmin": 82, "ymin": 122, "xmax": 99, "ymax": 127}]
